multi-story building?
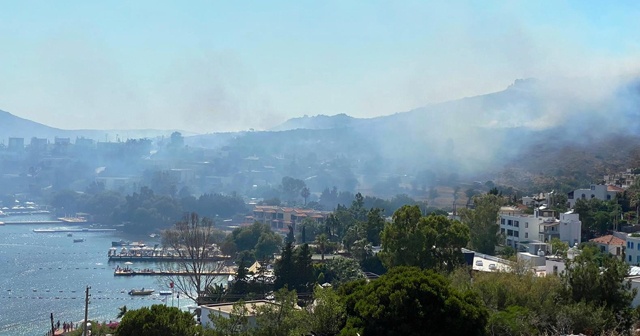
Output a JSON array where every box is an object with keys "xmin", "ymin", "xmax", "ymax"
[
  {"xmin": 567, "ymin": 184, "xmax": 622, "ymax": 208},
  {"xmin": 249, "ymin": 206, "xmax": 331, "ymax": 233},
  {"xmin": 624, "ymin": 233, "xmax": 640, "ymax": 265},
  {"xmin": 499, "ymin": 206, "xmax": 581, "ymax": 251}
]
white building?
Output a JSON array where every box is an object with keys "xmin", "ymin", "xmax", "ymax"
[
  {"xmin": 625, "ymin": 233, "xmax": 640, "ymax": 265},
  {"xmin": 589, "ymin": 234, "xmax": 625, "ymax": 258},
  {"xmin": 567, "ymin": 184, "xmax": 622, "ymax": 209},
  {"xmin": 499, "ymin": 207, "xmax": 581, "ymax": 251}
]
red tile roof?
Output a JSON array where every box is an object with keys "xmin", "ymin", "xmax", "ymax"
[
  {"xmin": 589, "ymin": 235, "xmax": 625, "ymax": 246},
  {"xmin": 607, "ymin": 185, "xmax": 625, "ymax": 192}
]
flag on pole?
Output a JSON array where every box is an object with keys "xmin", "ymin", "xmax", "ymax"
[{"xmin": 169, "ymin": 282, "xmax": 174, "ymax": 289}]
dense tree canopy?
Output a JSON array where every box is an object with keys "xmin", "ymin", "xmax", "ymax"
[
  {"xmin": 459, "ymin": 194, "xmax": 502, "ymax": 255},
  {"xmin": 380, "ymin": 205, "xmax": 469, "ymax": 271},
  {"xmin": 340, "ymin": 267, "xmax": 488, "ymax": 336},
  {"xmin": 117, "ymin": 304, "xmax": 198, "ymax": 336}
]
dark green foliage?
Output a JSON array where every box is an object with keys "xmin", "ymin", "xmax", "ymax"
[
  {"xmin": 340, "ymin": 267, "xmax": 488, "ymax": 336},
  {"xmin": 561, "ymin": 244, "xmax": 637, "ymax": 331},
  {"xmin": 117, "ymin": 304, "xmax": 198, "ymax": 336},
  {"xmin": 380, "ymin": 205, "xmax": 469, "ymax": 272},
  {"xmin": 459, "ymin": 194, "xmax": 502, "ymax": 255},
  {"xmin": 274, "ymin": 243, "xmax": 314, "ymax": 293},
  {"xmin": 223, "ymin": 222, "xmax": 282, "ymax": 260},
  {"xmin": 274, "ymin": 242, "xmax": 295, "ymax": 291},
  {"xmin": 574, "ymin": 198, "xmax": 623, "ymax": 238}
]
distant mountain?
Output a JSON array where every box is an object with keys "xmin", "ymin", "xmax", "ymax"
[
  {"xmin": 188, "ymin": 77, "xmax": 640, "ymax": 196},
  {"xmin": 270, "ymin": 113, "xmax": 358, "ymax": 131},
  {"xmin": 0, "ymin": 109, "xmax": 189, "ymax": 143}
]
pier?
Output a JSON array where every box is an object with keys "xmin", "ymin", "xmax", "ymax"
[
  {"xmin": 4, "ymin": 220, "xmax": 64, "ymax": 225},
  {"xmin": 108, "ymin": 255, "xmax": 230, "ymax": 262},
  {"xmin": 114, "ymin": 269, "xmax": 234, "ymax": 277}
]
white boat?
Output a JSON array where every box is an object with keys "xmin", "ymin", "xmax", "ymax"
[
  {"xmin": 73, "ymin": 238, "xmax": 85, "ymax": 243},
  {"xmin": 159, "ymin": 290, "xmax": 172, "ymax": 296},
  {"xmin": 128, "ymin": 288, "xmax": 154, "ymax": 296}
]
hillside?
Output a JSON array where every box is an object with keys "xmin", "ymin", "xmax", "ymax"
[{"xmin": 0, "ymin": 109, "xmax": 186, "ymax": 142}]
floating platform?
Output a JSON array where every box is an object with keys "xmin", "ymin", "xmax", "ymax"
[
  {"xmin": 115, "ymin": 269, "xmax": 234, "ymax": 277},
  {"xmin": 5, "ymin": 221, "xmax": 64, "ymax": 225},
  {"xmin": 33, "ymin": 228, "xmax": 116, "ymax": 233},
  {"xmin": 108, "ymin": 255, "xmax": 230, "ymax": 262}
]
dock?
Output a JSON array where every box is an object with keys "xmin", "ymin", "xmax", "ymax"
[
  {"xmin": 4, "ymin": 220, "xmax": 64, "ymax": 225},
  {"xmin": 108, "ymin": 255, "xmax": 230, "ymax": 262},
  {"xmin": 114, "ymin": 269, "xmax": 234, "ymax": 277}
]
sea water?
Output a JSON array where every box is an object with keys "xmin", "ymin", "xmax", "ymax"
[{"xmin": 0, "ymin": 217, "xmax": 224, "ymax": 336}]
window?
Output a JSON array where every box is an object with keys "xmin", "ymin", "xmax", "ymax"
[
  {"xmin": 630, "ymin": 255, "xmax": 633, "ymax": 262},
  {"xmin": 525, "ymin": 232, "xmax": 528, "ymax": 238},
  {"xmin": 629, "ymin": 242, "xmax": 632, "ymax": 248},
  {"xmin": 607, "ymin": 195, "xmax": 611, "ymax": 200},
  {"xmin": 514, "ymin": 221, "xmax": 519, "ymax": 227},
  {"xmin": 591, "ymin": 185, "xmax": 595, "ymax": 190},
  {"xmin": 514, "ymin": 231, "xmax": 519, "ymax": 237},
  {"xmin": 600, "ymin": 246, "xmax": 605, "ymax": 252},
  {"xmin": 500, "ymin": 228, "xmax": 505, "ymax": 234},
  {"xmin": 553, "ymin": 265, "xmax": 558, "ymax": 275},
  {"xmin": 591, "ymin": 194, "xmax": 595, "ymax": 199},
  {"xmin": 507, "ymin": 220, "xmax": 513, "ymax": 226},
  {"xmin": 632, "ymin": 242, "xmax": 635, "ymax": 249},
  {"xmin": 501, "ymin": 218, "xmax": 505, "ymax": 225},
  {"xmin": 507, "ymin": 230, "xmax": 513, "ymax": 236},
  {"xmin": 525, "ymin": 222, "xmax": 528, "ymax": 228},
  {"xmin": 637, "ymin": 255, "xmax": 640, "ymax": 263},
  {"xmin": 581, "ymin": 194, "xmax": 586, "ymax": 199}
]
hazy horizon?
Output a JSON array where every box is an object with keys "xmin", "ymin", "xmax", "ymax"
[{"xmin": 1, "ymin": 1, "xmax": 640, "ymax": 133}]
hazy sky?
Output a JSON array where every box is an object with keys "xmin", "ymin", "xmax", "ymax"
[{"xmin": 1, "ymin": 0, "xmax": 639, "ymax": 133}]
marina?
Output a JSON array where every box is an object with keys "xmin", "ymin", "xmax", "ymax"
[
  {"xmin": 114, "ymin": 268, "xmax": 234, "ymax": 277},
  {"xmin": 0, "ymin": 221, "xmax": 226, "ymax": 336}
]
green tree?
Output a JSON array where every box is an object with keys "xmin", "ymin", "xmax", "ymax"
[
  {"xmin": 380, "ymin": 205, "xmax": 470, "ymax": 272},
  {"xmin": 300, "ymin": 187, "xmax": 310, "ymax": 206},
  {"xmin": 307, "ymin": 287, "xmax": 345, "ymax": 335},
  {"xmin": 550, "ymin": 238, "xmax": 569, "ymax": 257},
  {"xmin": 459, "ymin": 194, "xmax": 501, "ymax": 255},
  {"xmin": 274, "ymin": 242, "xmax": 295, "ymax": 290},
  {"xmin": 340, "ymin": 267, "xmax": 488, "ymax": 336},
  {"xmin": 117, "ymin": 305, "xmax": 198, "ymax": 336},
  {"xmin": 561, "ymin": 244, "xmax": 637, "ymax": 332},
  {"xmin": 253, "ymin": 289, "xmax": 309, "ymax": 336},
  {"xmin": 315, "ymin": 233, "xmax": 330, "ymax": 261},
  {"xmin": 206, "ymin": 300, "xmax": 251, "ymax": 336},
  {"xmin": 294, "ymin": 243, "xmax": 314, "ymax": 293}
]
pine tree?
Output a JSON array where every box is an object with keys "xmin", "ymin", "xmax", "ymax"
[
  {"xmin": 274, "ymin": 241, "xmax": 295, "ymax": 290},
  {"xmin": 294, "ymin": 243, "xmax": 314, "ymax": 293}
]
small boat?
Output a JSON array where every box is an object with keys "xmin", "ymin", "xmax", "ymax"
[
  {"xmin": 112, "ymin": 240, "xmax": 130, "ymax": 247},
  {"xmin": 128, "ymin": 288, "xmax": 154, "ymax": 296},
  {"xmin": 73, "ymin": 238, "xmax": 85, "ymax": 243},
  {"xmin": 67, "ymin": 233, "xmax": 73, "ymax": 237},
  {"xmin": 159, "ymin": 290, "xmax": 172, "ymax": 296}
]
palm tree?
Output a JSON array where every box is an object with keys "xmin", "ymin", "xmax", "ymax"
[
  {"xmin": 117, "ymin": 305, "xmax": 127, "ymax": 319},
  {"xmin": 315, "ymin": 233, "xmax": 329, "ymax": 261}
]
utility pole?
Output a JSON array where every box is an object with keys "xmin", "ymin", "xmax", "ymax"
[
  {"xmin": 83, "ymin": 286, "xmax": 91, "ymax": 336},
  {"xmin": 50, "ymin": 312, "xmax": 55, "ymax": 336}
]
